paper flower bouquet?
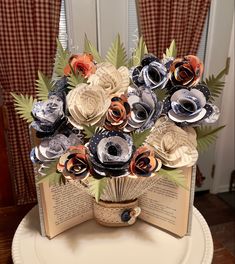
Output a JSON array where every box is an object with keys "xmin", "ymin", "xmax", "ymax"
[{"xmin": 12, "ymin": 35, "xmax": 225, "ymax": 227}]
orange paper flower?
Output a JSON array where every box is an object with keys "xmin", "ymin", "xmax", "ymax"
[
  {"xmin": 104, "ymin": 95, "xmax": 131, "ymax": 131},
  {"xmin": 64, "ymin": 53, "xmax": 96, "ymax": 77},
  {"xmin": 57, "ymin": 145, "xmax": 90, "ymax": 181},
  {"xmin": 130, "ymin": 146, "xmax": 161, "ymax": 177},
  {"xmin": 170, "ymin": 55, "xmax": 203, "ymax": 87}
]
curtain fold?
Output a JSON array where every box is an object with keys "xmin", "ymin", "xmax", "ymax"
[
  {"xmin": 0, "ymin": 0, "xmax": 61, "ymax": 204},
  {"xmin": 138, "ymin": 0, "xmax": 211, "ymax": 58}
]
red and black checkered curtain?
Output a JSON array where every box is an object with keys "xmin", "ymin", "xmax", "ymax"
[
  {"xmin": 138, "ymin": 0, "xmax": 211, "ymax": 58},
  {"xmin": 0, "ymin": 0, "xmax": 61, "ymax": 204}
]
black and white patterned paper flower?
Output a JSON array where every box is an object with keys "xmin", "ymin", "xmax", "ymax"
[
  {"xmin": 31, "ymin": 95, "xmax": 65, "ymax": 137},
  {"xmin": 124, "ymin": 86, "xmax": 162, "ymax": 132},
  {"xmin": 131, "ymin": 54, "xmax": 168, "ymax": 89},
  {"xmin": 162, "ymin": 84, "xmax": 218, "ymax": 125},
  {"xmin": 88, "ymin": 131, "xmax": 134, "ymax": 178},
  {"xmin": 30, "ymin": 133, "xmax": 82, "ymax": 163}
]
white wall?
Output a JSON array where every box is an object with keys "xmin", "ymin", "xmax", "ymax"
[
  {"xmin": 197, "ymin": 0, "xmax": 234, "ymax": 193},
  {"xmin": 212, "ymin": 18, "xmax": 234, "ymax": 193}
]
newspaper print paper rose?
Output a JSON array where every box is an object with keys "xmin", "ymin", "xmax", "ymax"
[
  {"xmin": 169, "ymin": 55, "xmax": 203, "ymax": 87},
  {"xmin": 163, "ymin": 84, "xmax": 215, "ymax": 125},
  {"xmin": 57, "ymin": 145, "xmax": 90, "ymax": 181},
  {"xmin": 88, "ymin": 131, "xmax": 133, "ymax": 178},
  {"xmin": 88, "ymin": 62, "xmax": 129, "ymax": 96},
  {"xmin": 67, "ymin": 84, "xmax": 110, "ymax": 128},
  {"xmin": 104, "ymin": 95, "xmax": 131, "ymax": 131},
  {"xmin": 131, "ymin": 54, "xmax": 168, "ymax": 89},
  {"xmin": 64, "ymin": 54, "xmax": 96, "ymax": 78},
  {"xmin": 125, "ymin": 87, "xmax": 162, "ymax": 132},
  {"xmin": 130, "ymin": 146, "xmax": 162, "ymax": 177},
  {"xmin": 31, "ymin": 95, "xmax": 65, "ymax": 137},
  {"xmin": 145, "ymin": 117, "xmax": 198, "ymax": 168},
  {"xmin": 30, "ymin": 133, "xmax": 81, "ymax": 163}
]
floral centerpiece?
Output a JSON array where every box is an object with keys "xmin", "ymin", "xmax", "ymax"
[{"xmin": 12, "ymin": 35, "xmax": 225, "ymax": 226}]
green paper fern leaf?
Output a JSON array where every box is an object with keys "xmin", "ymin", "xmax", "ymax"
[
  {"xmin": 37, "ymin": 161, "xmax": 64, "ymax": 186},
  {"xmin": 67, "ymin": 71, "xmax": 86, "ymax": 89},
  {"xmin": 54, "ymin": 38, "xmax": 70, "ymax": 77},
  {"xmin": 132, "ymin": 128, "xmax": 151, "ymax": 148},
  {"xmin": 11, "ymin": 93, "xmax": 36, "ymax": 123},
  {"xmin": 163, "ymin": 40, "xmax": 177, "ymax": 58},
  {"xmin": 84, "ymin": 34, "xmax": 103, "ymax": 63},
  {"xmin": 82, "ymin": 125, "xmax": 97, "ymax": 139},
  {"xmin": 88, "ymin": 177, "xmax": 107, "ymax": 202},
  {"xmin": 35, "ymin": 71, "xmax": 53, "ymax": 101},
  {"xmin": 203, "ymin": 67, "xmax": 226, "ymax": 102},
  {"xmin": 195, "ymin": 125, "xmax": 225, "ymax": 153},
  {"xmin": 154, "ymin": 89, "xmax": 168, "ymax": 102},
  {"xmin": 129, "ymin": 36, "xmax": 148, "ymax": 67},
  {"xmin": 158, "ymin": 168, "xmax": 188, "ymax": 190},
  {"xmin": 106, "ymin": 34, "xmax": 128, "ymax": 68}
]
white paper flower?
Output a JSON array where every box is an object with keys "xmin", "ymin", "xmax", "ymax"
[
  {"xmin": 145, "ymin": 117, "xmax": 198, "ymax": 168},
  {"xmin": 88, "ymin": 62, "xmax": 129, "ymax": 96},
  {"xmin": 67, "ymin": 83, "xmax": 110, "ymax": 128}
]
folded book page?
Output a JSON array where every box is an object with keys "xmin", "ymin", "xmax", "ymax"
[
  {"xmin": 38, "ymin": 181, "xmax": 93, "ymax": 239},
  {"xmin": 138, "ymin": 166, "xmax": 195, "ymax": 237}
]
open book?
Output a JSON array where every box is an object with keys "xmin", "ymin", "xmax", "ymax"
[{"xmin": 36, "ymin": 166, "xmax": 196, "ymax": 239}]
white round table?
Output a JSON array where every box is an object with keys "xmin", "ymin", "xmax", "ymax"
[{"xmin": 12, "ymin": 206, "xmax": 213, "ymax": 264}]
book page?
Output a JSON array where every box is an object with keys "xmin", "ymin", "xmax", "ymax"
[
  {"xmin": 138, "ymin": 167, "xmax": 192, "ymax": 237},
  {"xmin": 39, "ymin": 181, "xmax": 93, "ymax": 239}
]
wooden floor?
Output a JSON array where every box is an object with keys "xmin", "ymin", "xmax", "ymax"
[{"xmin": 0, "ymin": 193, "xmax": 234, "ymax": 264}]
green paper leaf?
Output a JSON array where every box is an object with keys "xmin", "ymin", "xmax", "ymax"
[
  {"xmin": 54, "ymin": 38, "xmax": 70, "ymax": 77},
  {"xmin": 164, "ymin": 40, "xmax": 177, "ymax": 58},
  {"xmin": 195, "ymin": 125, "xmax": 225, "ymax": 153},
  {"xmin": 158, "ymin": 168, "xmax": 188, "ymax": 190},
  {"xmin": 11, "ymin": 93, "xmax": 36, "ymax": 123},
  {"xmin": 129, "ymin": 36, "xmax": 148, "ymax": 67},
  {"xmin": 82, "ymin": 124, "xmax": 97, "ymax": 139},
  {"xmin": 106, "ymin": 34, "xmax": 128, "ymax": 68},
  {"xmin": 154, "ymin": 89, "xmax": 168, "ymax": 102},
  {"xmin": 132, "ymin": 128, "xmax": 151, "ymax": 148},
  {"xmin": 35, "ymin": 71, "xmax": 53, "ymax": 101},
  {"xmin": 84, "ymin": 34, "xmax": 103, "ymax": 63},
  {"xmin": 67, "ymin": 71, "xmax": 86, "ymax": 89},
  {"xmin": 82, "ymin": 125, "xmax": 105, "ymax": 139},
  {"xmin": 88, "ymin": 177, "xmax": 107, "ymax": 202},
  {"xmin": 203, "ymin": 67, "xmax": 226, "ymax": 102},
  {"xmin": 37, "ymin": 161, "xmax": 64, "ymax": 186}
]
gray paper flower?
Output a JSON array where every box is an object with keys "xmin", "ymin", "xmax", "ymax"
[
  {"xmin": 31, "ymin": 133, "xmax": 82, "ymax": 163},
  {"xmin": 124, "ymin": 87, "xmax": 162, "ymax": 132},
  {"xmin": 131, "ymin": 54, "xmax": 168, "ymax": 89},
  {"xmin": 31, "ymin": 95, "xmax": 65, "ymax": 137}
]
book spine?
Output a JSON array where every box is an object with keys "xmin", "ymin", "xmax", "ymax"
[
  {"xmin": 35, "ymin": 167, "xmax": 46, "ymax": 237},
  {"xmin": 186, "ymin": 165, "xmax": 196, "ymax": 235}
]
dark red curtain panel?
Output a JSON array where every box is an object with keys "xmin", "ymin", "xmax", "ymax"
[
  {"xmin": 138, "ymin": 0, "xmax": 211, "ymax": 58},
  {"xmin": 0, "ymin": 0, "xmax": 61, "ymax": 204}
]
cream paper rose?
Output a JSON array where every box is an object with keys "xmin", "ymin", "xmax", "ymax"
[
  {"xmin": 67, "ymin": 83, "xmax": 110, "ymax": 128},
  {"xmin": 87, "ymin": 62, "xmax": 129, "ymax": 96},
  {"xmin": 145, "ymin": 117, "xmax": 198, "ymax": 168}
]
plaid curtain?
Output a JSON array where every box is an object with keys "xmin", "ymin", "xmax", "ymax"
[
  {"xmin": 0, "ymin": 0, "xmax": 61, "ymax": 204},
  {"xmin": 138, "ymin": 0, "xmax": 211, "ymax": 58}
]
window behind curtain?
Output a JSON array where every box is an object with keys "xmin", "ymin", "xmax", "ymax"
[{"xmin": 58, "ymin": 0, "xmax": 67, "ymax": 50}]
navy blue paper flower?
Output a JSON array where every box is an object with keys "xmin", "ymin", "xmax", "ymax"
[
  {"xmin": 162, "ymin": 84, "xmax": 217, "ymax": 126},
  {"xmin": 131, "ymin": 54, "xmax": 168, "ymax": 89},
  {"xmin": 88, "ymin": 130, "xmax": 134, "ymax": 178},
  {"xmin": 125, "ymin": 86, "xmax": 162, "ymax": 132}
]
